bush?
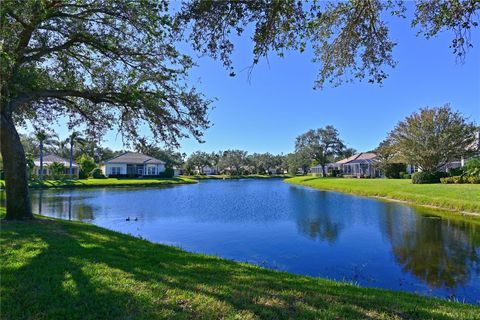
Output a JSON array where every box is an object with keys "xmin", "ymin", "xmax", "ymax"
[
  {"xmin": 77, "ymin": 155, "xmax": 97, "ymax": 179},
  {"xmin": 466, "ymin": 176, "xmax": 480, "ymax": 184},
  {"xmin": 441, "ymin": 175, "xmax": 480, "ymax": 184},
  {"xmin": 158, "ymin": 167, "xmax": 174, "ymax": 178},
  {"xmin": 401, "ymin": 172, "xmax": 411, "ymax": 179},
  {"xmin": 384, "ymin": 163, "xmax": 407, "ymax": 179},
  {"xmin": 90, "ymin": 168, "xmax": 106, "ymax": 179},
  {"xmin": 412, "ymin": 171, "xmax": 448, "ymax": 184},
  {"xmin": 465, "ymin": 157, "xmax": 480, "ymax": 177},
  {"xmin": 448, "ymin": 167, "xmax": 464, "ymax": 177}
]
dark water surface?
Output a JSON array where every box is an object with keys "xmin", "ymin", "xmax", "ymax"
[{"xmin": 6, "ymin": 179, "xmax": 480, "ymax": 303}]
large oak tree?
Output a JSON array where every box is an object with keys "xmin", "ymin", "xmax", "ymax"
[{"xmin": 1, "ymin": 0, "xmax": 211, "ymax": 219}]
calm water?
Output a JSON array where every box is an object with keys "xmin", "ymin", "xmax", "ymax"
[{"xmin": 7, "ymin": 180, "xmax": 480, "ymax": 303}]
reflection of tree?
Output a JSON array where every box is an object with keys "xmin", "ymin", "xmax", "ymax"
[
  {"xmin": 382, "ymin": 208, "xmax": 480, "ymax": 289},
  {"xmin": 30, "ymin": 191, "xmax": 94, "ymax": 221},
  {"xmin": 291, "ymin": 188, "xmax": 344, "ymax": 243}
]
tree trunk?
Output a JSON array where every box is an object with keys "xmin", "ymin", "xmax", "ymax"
[
  {"xmin": 322, "ymin": 165, "xmax": 326, "ymax": 177},
  {"xmin": 0, "ymin": 111, "xmax": 33, "ymax": 219},
  {"xmin": 39, "ymin": 141, "xmax": 44, "ymax": 180},
  {"xmin": 69, "ymin": 137, "xmax": 73, "ymax": 178}
]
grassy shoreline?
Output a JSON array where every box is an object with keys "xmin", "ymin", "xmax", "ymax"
[
  {"xmin": 0, "ymin": 175, "xmax": 290, "ymax": 190},
  {"xmin": 0, "ymin": 177, "xmax": 197, "ymax": 189},
  {"xmin": 286, "ymin": 176, "xmax": 480, "ymax": 214},
  {"xmin": 1, "ymin": 211, "xmax": 478, "ymax": 319},
  {"xmin": 183, "ymin": 174, "xmax": 292, "ymax": 180}
]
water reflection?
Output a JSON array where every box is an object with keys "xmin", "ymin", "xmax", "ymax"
[
  {"xmin": 291, "ymin": 188, "xmax": 344, "ymax": 243},
  {"xmin": 31, "ymin": 190, "xmax": 94, "ymax": 221},
  {"xmin": 2, "ymin": 180, "xmax": 479, "ymax": 303},
  {"xmin": 381, "ymin": 207, "xmax": 480, "ymax": 289}
]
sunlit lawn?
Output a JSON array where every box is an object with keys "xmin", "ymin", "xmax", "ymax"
[
  {"xmin": 286, "ymin": 176, "xmax": 480, "ymax": 213},
  {"xmin": 1, "ymin": 209, "xmax": 478, "ymax": 319},
  {"xmin": 0, "ymin": 177, "xmax": 197, "ymax": 189}
]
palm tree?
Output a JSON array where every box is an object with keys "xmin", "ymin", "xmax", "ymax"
[
  {"xmin": 35, "ymin": 130, "xmax": 58, "ymax": 180},
  {"xmin": 68, "ymin": 131, "xmax": 86, "ymax": 178}
]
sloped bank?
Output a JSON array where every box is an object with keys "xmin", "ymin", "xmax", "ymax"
[
  {"xmin": 1, "ymin": 209, "xmax": 478, "ymax": 319},
  {"xmin": 285, "ymin": 176, "xmax": 480, "ymax": 215}
]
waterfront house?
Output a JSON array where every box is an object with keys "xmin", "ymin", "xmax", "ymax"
[
  {"xmin": 34, "ymin": 154, "xmax": 79, "ymax": 178},
  {"xmin": 100, "ymin": 152, "xmax": 166, "ymax": 177},
  {"xmin": 311, "ymin": 153, "xmax": 380, "ymax": 178}
]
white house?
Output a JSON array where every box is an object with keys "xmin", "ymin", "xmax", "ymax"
[
  {"xmin": 193, "ymin": 166, "xmax": 217, "ymax": 175},
  {"xmin": 100, "ymin": 152, "xmax": 166, "ymax": 177},
  {"xmin": 34, "ymin": 154, "xmax": 79, "ymax": 178}
]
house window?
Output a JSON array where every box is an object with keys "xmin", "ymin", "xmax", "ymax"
[
  {"xmin": 111, "ymin": 167, "xmax": 121, "ymax": 175},
  {"xmin": 137, "ymin": 168, "xmax": 143, "ymax": 175},
  {"xmin": 147, "ymin": 167, "xmax": 156, "ymax": 175}
]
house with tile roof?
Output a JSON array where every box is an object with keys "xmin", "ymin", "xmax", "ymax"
[
  {"xmin": 100, "ymin": 152, "xmax": 166, "ymax": 177},
  {"xmin": 34, "ymin": 154, "xmax": 79, "ymax": 178},
  {"xmin": 311, "ymin": 152, "xmax": 380, "ymax": 178}
]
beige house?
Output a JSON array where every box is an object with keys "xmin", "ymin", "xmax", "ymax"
[{"xmin": 101, "ymin": 152, "xmax": 166, "ymax": 177}]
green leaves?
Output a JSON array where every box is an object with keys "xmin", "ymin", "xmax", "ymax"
[
  {"xmin": 3, "ymin": 0, "xmax": 211, "ymax": 148},
  {"xmin": 389, "ymin": 105, "xmax": 478, "ymax": 173}
]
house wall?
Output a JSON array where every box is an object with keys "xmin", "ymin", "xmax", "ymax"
[
  {"xmin": 34, "ymin": 164, "xmax": 79, "ymax": 177},
  {"xmin": 103, "ymin": 163, "xmax": 127, "ymax": 176},
  {"xmin": 102, "ymin": 163, "xmax": 165, "ymax": 176}
]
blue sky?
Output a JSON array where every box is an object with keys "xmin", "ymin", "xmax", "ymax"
[{"xmin": 28, "ymin": 7, "xmax": 480, "ymax": 156}]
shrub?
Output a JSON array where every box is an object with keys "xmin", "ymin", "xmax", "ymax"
[
  {"xmin": 440, "ymin": 177, "xmax": 453, "ymax": 184},
  {"xmin": 412, "ymin": 171, "xmax": 448, "ymax": 184},
  {"xmin": 448, "ymin": 167, "xmax": 464, "ymax": 177},
  {"xmin": 401, "ymin": 173, "xmax": 411, "ymax": 179},
  {"xmin": 466, "ymin": 176, "xmax": 480, "ymax": 184},
  {"xmin": 90, "ymin": 168, "xmax": 106, "ymax": 179},
  {"xmin": 384, "ymin": 163, "xmax": 407, "ymax": 179},
  {"xmin": 327, "ymin": 169, "xmax": 342, "ymax": 177},
  {"xmin": 465, "ymin": 157, "xmax": 480, "ymax": 177},
  {"xmin": 158, "ymin": 167, "xmax": 174, "ymax": 178},
  {"xmin": 441, "ymin": 175, "xmax": 480, "ymax": 184},
  {"xmin": 77, "ymin": 155, "xmax": 97, "ymax": 179}
]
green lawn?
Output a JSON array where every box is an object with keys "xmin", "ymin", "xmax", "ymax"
[
  {"xmin": 286, "ymin": 176, "xmax": 480, "ymax": 214},
  {"xmin": 1, "ymin": 211, "xmax": 478, "ymax": 319},
  {"xmin": 0, "ymin": 177, "xmax": 197, "ymax": 189}
]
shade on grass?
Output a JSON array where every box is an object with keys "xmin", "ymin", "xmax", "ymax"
[
  {"xmin": 1, "ymin": 210, "xmax": 478, "ymax": 320},
  {"xmin": 286, "ymin": 177, "xmax": 480, "ymax": 214}
]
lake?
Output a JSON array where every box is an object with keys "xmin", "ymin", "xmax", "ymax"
[{"xmin": 8, "ymin": 179, "xmax": 480, "ymax": 303}]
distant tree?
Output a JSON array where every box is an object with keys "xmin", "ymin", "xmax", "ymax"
[
  {"xmin": 135, "ymin": 139, "xmax": 185, "ymax": 169},
  {"xmin": 77, "ymin": 155, "xmax": 96, "ymax": 179},
  {"xmin": 208, "ymin": 152, "xmax": 222, "ymax": 173},
  {"xmin": 336, "ymin": 147, "xmax": 357, "ymax": 161},
  {"xmin": 284, "ymin": 150, "xmax": 311, "ymax": 176},
  {"xmin": 373, "ymin": 138, "xmax": 399, "ymax": 174},
  {"xmin": 185, "ymin": 151, "xmax": 211, "ymax": 174},
  {"xmin": 35, "ymin": 130, "xmax": 58, "ymax": 181},
  {"xmin": 295, "ymin": 126, "xmax": 344, "ymax": 176},
  {"xmin": 247, "ymin": 152, "xmax": 278, "ymax": 174},
  {"xmin": 389, "ymin": 105, "xmax": 478, "ymax": 173},
  {"xmin": 219, "ymin": 150, "xmax": 248, "ymax": 175},
  {"xmin": 20, "ymin": 134, "xmax": 40, "ymax": 157},
  {"xmin": 67, "ymin": 132, "xmax": 86, "ymax": 178}
]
